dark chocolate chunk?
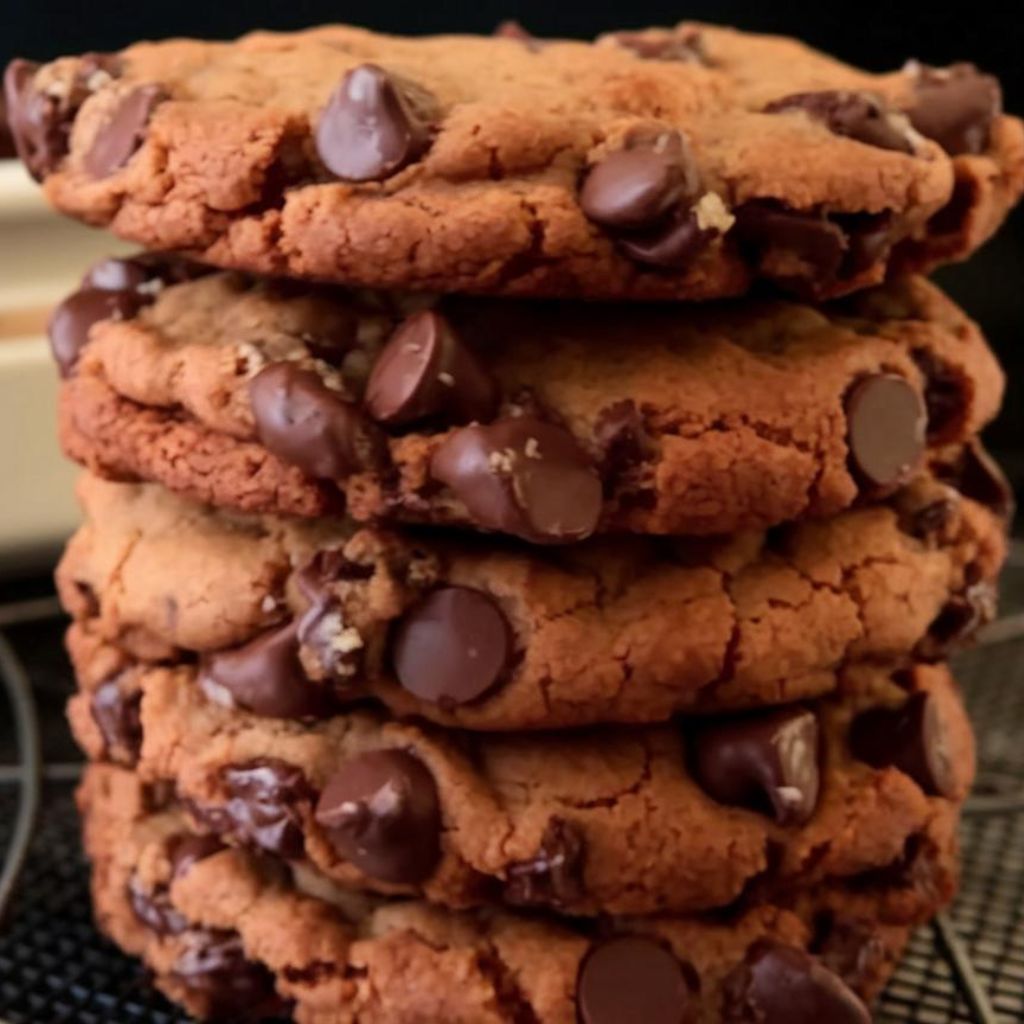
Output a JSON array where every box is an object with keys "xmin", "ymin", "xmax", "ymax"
[
  {"xmin": 365, "ymin": 310, "xmax": 498, "ymax": 428},
  {"xmin": 316, "ymin": 64, "xmax": 432, "ymax": 182},
  {"xmin": 916, "ymin": 580, "xmax": 997, "ymax": 659},
  {"xmin": 430, "ymin": 416, "xmax": 602, "ymax": 543},
  {"xmin": 391, "ymin": 586, "xmax": 512, "ymax": 706},
  {"xmin": 90, "ymin": 678, "xmax": 143, "ymax": 767},
  {"xmin": 167, "ymin": 833, "xmax": 226, "ymax": 879},
  {"xmin": 765, "ymin": 91, "xmax": 914, "ymax": 153},
  {"xmin": 83, "ymin": 84, "xmax": 166, "ymax": 177},
  {"xmin": 314, "ymin": 749, "xmax": 441, "ymax": 884},
  {"xmin": 849, "ymin": 691, "xmax": 956, "ymax": 797},
  {"xmin": 936, "ymin": 442, "xmax": 1014, "ymax": 521},
  {"xmin": 577, "ymin": 935, "xmax": 693, "ymax": 1024},
  {"xmin": 505, "ymin": 817, "xmax": 585, "ymax": 908},
  {"xmin": 199, "ymin": 621, "xmax": 333, "ymax": 720},
  {"xmin": 129, "ymin": 877, "xmax": 187, "ymax": 936},
  {"xmin": 722, "ymin": 939, "xmax": 870, "ymax": 1024},
  {"xmin": 911, "ymin": 348, "xmax": 967, "ymax": 442},
  {"xmin": 845, "ymin": 374, "xmax": 926, "ymax": 489},
  {"xmin": 249, "ymin": 363, "xmax": 386, "ymax": 480},
  {"xmin": 690, "ymin": 707, "xmax": 821, "ymax": 825},
  {"xmin": 47, "ymin": 286, "xmax": 146, "ymax": 376},
  {"xmin": 905, "ymin": 62, "xmax": 1001, "ymax": 156}
]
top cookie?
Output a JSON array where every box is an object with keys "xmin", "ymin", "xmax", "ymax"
[{"xmin": 6, "ymin": 24, "xmax": 1023, "ymax": 300}]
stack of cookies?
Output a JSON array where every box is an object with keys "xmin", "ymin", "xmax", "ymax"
[{"xmin": 6, "ymin": 21, "xmax": 1022, "ymax": 1023}]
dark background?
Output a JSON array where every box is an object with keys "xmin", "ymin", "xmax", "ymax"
[{"xmin": 4, "ymin": 1, "xmax": 1022, "ymax": 454}]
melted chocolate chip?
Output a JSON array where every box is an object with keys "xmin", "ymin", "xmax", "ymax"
[
  {"xmin": 365, "ymin": 310, "xmax": 498, "ymax": 428},
  {"xmin": 604, "ymin": 27, "xmax": 709, "ymax": 64},
  {"xmin": 314, "ymin": 749, "xmax": 441, "ymax": 884},
  {"xmin": 391, "ymin": 586, "xmax": 512, "ymax": 707},
  {"xmin": 849, "ymin": 692, "xmax": 956, "ymax": 797},
  {"xmin": 249, "ymin": 363, "xmax": 386, "ymax": 480},
  {"xmin": 81, "ymin": 252, "xmax": 208, "ymax": 293},
  {"xmin": 905, "ymin": 62, "xmax": 1001, "ymax": 156},
  {"xmin": 173, "ymin": 929, "xmax": 284, "ymax": 1021},
  {"xmin": 936, "ymin": 442, "xmax": 1014, "ymax": 520},
  {"xmin": 3, "ymin": 53, "xmax": 121, "ymax": 180},
  {"xmin": 912, "ymin": 348, "xmax": 967, "ymax": 442},
  {"xmin": 916, "ymin": 580, "xmax": 997, "ymax": 659},
  {"xmin": 577, "ymin": 936, "xmax": 693, "ymax": 1024},
  {"xmin": 90, "ymin": 679, "xmax": 142, "ymax": 766},
  {"xmin": 430, "ymin": 416, "xmax": 602, "ymax": 544},
  {"xmin": 690, "ymin": 707, "xmax": 821, "ymax": 825},
  {"xmin": 199, "ymin": 622, "xmax": 333, "ymax": 720},
  {"xmin": 129, "ymin": 877, "xmax": 187, "ymax": 936},
  {"xmin": 733, "ymin": 202, "xmax": 847, "ymax": 283},
  {"xmin": 765, "ymin": 91, "xmax": 914, "ymax": 153},
  {"xmin": 892, "ymin": 480, "xmax": 959, "ymax": 540},
  {"xmin": 47, "ymin": 286, "xmax": 146, "ymax": 376},
  {"xmin": 316, "ymin": 64, "xmax": 432, "ymax": 182},
  {"xmin": 83, "ymin": 84, "xmax": 166, "ymax": 177},
  {"xmin": 844, "ymin": 374, "xmax": 926, "ymax": 489},
  {"xmin": 190, "ymin": 759, "xmax": 310, "ymax": 859},
  {"xmin": 505, "ymin": 817, "xmax": 585, "ymax": 908},
  {"xmin": 723, "ymin": 940, "xmax": 870, "ymax": 1024},
  {"xmin": 167, "ymin": 833, "xmax": 226, "ymax": 879},
  {"xmin": 595, "ymin": 399, "xmax": 656, "ymax": 489}
]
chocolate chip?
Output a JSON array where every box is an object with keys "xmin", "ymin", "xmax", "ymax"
[
  {"xmin": 916, "ymin": 580, "xmax": 997, "ymax": 660},
  {"xmin": 316, "ymin": 64, "xmax": 432, "ymax": 183},
  {"xmin": 765, "ymin": 91, "xmax": 915, "ymax": 153},
  {"xmin": 47, "ymin": 286, "xmax": 146, "ymax": 376},
  {"xmin": 365, "ymin": 310, "xmax": 498, "ymax": 428},
  {"xmin": 81, "ymin": 256, "xmax": 154, "ymax": 293},
  {"xmin": 905, "ymin": 63, "xmax": 1001, "ymax": 155},
  {"xmin": 391, "ymin": 586, "xmax": 511, "ymax": 707},
  {"xmin": 814, "ymin": 914, "xmax": 889, "ymax": 993},
  {"xmin": 249, "ymin": 363, "xmax": 386, "ymax": 480},
  {"xmin": 723, "ymin": 939, "xmax": 870, "ymax": 1024},
  {"xmin": 733, "ymin": 202, "xmax": 847, "ymax": 284},
  {"xmin": 430, "ymin": 416, "xmax": 602, "ymax": 543},
  {"xmin": 595, "ymin": 399, "xmax": 656, "ymax": 488},
  {"xmin": 91, "ymin": 679, "xmax": 142, "ymax": 767},
  {"xmin": 83, "ymin": 84, "xmax": 165, "ymax": 178},
  {"xmin": 604, "ymin": 27, "xmax": 709, "ymax": 64},
  {"xmin": 845, "ymin": 374, "xmax": 926, "ymax": 489},
  {"xmin": 849, "ymin": 692, "xmax": 956, "ymax": 797},
  {"xmin": 3, "ymin": 54, "xmax": 120, "ymax": 180},
  {"xmin": 297, "ymin": 599, "xmax": 366, "ymax": 693},
  {"xmin": 505, "ymin": 817, "xmax": 584, "ymax": 908},
  {"xmin": 167, "ymin": 833, "xmax": 226, "ymax": 879},
  {"xmin": 199, "ymin": 622, "xmax": 333, "ymax": 720},
  {"xmin": 129, "ymin": 878, "xmax": 187, "ymax": 936},
  {"xmin": 937, "ymin": 442, "xmax": 1014, "ymax": 520},
  {"xmin": 577, "ymin": 936, "xmax": 693, "ymax": 1024},
  {"xmin": 690, "ymin": 707, "xmax": 821, "ymax": 825},
  {"xmin": 174, "ymin": 930, "xmax": 283, "ymax": 1021},
  {"xmin": 892, "ymin": 481, "xmax": 959, "ymax": 540},
  {"xmin": 81, "ymin": 252, "xmax": 205, "ymax": 293},
  {"xmin": 315, "ymin": 749, "xmax": 441, "ymax": 884},
  {"xmin": 911, "ymin": 348, "xmax": 967, "ymax": 442},
  {"xmin": 190, "ymin": 759, "xmax": 310, "ymax": 859},
  {"xmin": 618, "ymin": 207, "xmax": 715, "ymax": 270}
]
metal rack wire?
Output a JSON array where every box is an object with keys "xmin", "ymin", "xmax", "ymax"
[{"xmin": 1, "ymin": 577, "xmax": 1023, "ymax": 1024}]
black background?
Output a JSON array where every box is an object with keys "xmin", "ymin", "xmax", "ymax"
[{"xmin": 4, "ymin": 1, "xmax": 1022, "ymax": 451}]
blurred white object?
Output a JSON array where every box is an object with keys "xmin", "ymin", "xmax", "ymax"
[{"xmin": 0, "ymin": 160, "xmax": 131, "ymax": 571}]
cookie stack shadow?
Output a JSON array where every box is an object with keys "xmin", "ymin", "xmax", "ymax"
[{"xmin": 6, "ymin": 20, "xmax": 1024, "ymax": 1024}]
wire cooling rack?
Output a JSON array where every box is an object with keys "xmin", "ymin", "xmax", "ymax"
[{"xmin": 1, "ymin": 557, "xmax": 1024, "ymax": 1024}]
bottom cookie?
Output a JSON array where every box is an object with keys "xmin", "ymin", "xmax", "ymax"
[{"xmin": 80, "ymin": 764, "xmax": 951, "ymax": 1024}]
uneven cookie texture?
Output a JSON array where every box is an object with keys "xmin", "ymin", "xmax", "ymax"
[
  {"xmin": 9, "ymin": 24, "xmax": 1024, "ymax": 300},
  {"xmin": 58, "ymin": 473, "xmax": 1006, "ymax": 729},
  {"xmin": 67, "ymin": 630, "xmax": 971, "ymax": 918},
  {"xmin": 56, "ymin": 266, "xmax": 1003, "ymax": 540},
  {"xmin": 81, "ymin": 763, "xmax": 954, "ymax": 1023}
]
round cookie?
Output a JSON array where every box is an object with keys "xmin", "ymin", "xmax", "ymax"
[
  {"xmin": 67, "ymin": 638, "xmax": 972, "ymax": 918},
  {"xmin": 80, "ymin": 762, "xmax": 951, "ymax": 1024},
  {"xmin": 58, "ymin": 471, "xmax": 1006, "ymax": 729},
  {"xmin": 8, "ymin": 24, "xmax": 1023, "ymax": 301},
  {"xmin": 56, "ymin": 265, "xmax": 1003, "ymax": 541}
]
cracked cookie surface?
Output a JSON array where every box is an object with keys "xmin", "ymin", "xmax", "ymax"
[
  {"xmin": 67, "ymin": 633, "xmax": 971, "ymax": 918},
  {"xmin": 59, "ymin": 473, "xmax": 1005, "ymax": 729},
  {"xmin": 56, "ymin": 267, "xmax": 1003, "ymax": 540},
  {"xmin": 10, "ymin": 24, "xmax": 1023, "ymax": 301},
  {"xmin": 80, "ymin": 762, "xmax": 950, "ymax": 1023}
]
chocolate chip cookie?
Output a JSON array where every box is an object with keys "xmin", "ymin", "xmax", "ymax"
[
  {"xmin": 56, "ymin": 264, "xmax": 1003, "ymax": 541},
  {"xmin": 80, "ymin": 761, "xmax": 954, "ymax": 1023},
  {"xmin": 8, "ymin": 24, "xmax": 1022, "ymax": 301},
  {"xmin": 58, "ymin": 471, "xmax": 1005, "ymax": 729},
  {"xmin": 67, "ymin": 629, "xmax": 971, "ymax": 917}
]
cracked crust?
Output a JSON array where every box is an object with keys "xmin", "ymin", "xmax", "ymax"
[
  {"xmin": 59, "ymin": 272, "xmax": 1004, "ymax": 538},
  {"xmin": 58, "ymin": 474, "xmax": 1005, "ymax": 729},
  {"xmin": 67, "ymin": 631, "xmax": 971, "ymax": 918},
  {"xmin": 80, "ymin": 763, "xmax": 945, "ymax": 1023},
  {"xmin": 25, "ymin": 24, "xmax": 1024, "ymax": 300}
]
